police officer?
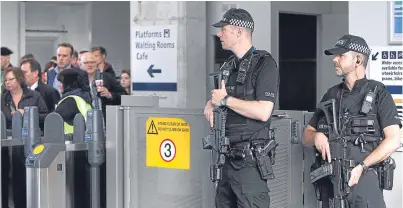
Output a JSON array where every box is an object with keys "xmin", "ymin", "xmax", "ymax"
[
  {"xmin": 205, "ymin": 8, "xmax": 279, "ymax": 208},
  {"xmin": 303, "ymin": 34, "xmax": 402, "ymax": 208}
]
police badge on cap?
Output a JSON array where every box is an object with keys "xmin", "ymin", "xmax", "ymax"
[
  {"xmin": 212, "ymin": 8, "xmax": 255, "ymax": 32},
  {"xmin": 324, "ymin": 34, "xmax": 371, "ymax": 57}
]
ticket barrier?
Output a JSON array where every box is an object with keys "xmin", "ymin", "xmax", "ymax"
[
  {"xmin": 26, "ymin": 109, "xmax": 105, "ymax": 208},
  {"xmin": 0, "ymin": 106, "xmax": 41, "ymax": 207},
  {"xmin": 105, "ymin": 94, "xmax": 317, "ymax": 208}
]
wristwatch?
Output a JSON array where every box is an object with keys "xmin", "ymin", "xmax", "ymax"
[
  {"xmin": 359, "ymin": 161, "xmax": 369, "ymax": 173},
  {"xmin": 220, "ymin": 95, "xmax": 230, "ymax": 106}
]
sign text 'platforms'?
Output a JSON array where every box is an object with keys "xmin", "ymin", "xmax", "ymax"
[{"xmin": 131, "ymin": 25, "xmax": 178, "ymax": 91}]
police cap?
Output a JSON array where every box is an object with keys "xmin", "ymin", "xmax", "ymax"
[
  {"xmin": 324, "ymin": 34, "xmax": 371, "ymax": 57},
  {"xmin": 1, "ymin": 47, "xmax": 13, "ymax": 56},
  {"xmin": 212, "ymin": 8, "xmax": 254, "ymax": 32}
]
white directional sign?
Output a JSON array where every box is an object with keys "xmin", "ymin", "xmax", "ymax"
[
  {"xmin": 368, "ymin": 46, "xmax": 403, "ymax": 142},
  {"xmin": 131, "ymin": 24, "xmax": 178, "ymax": 91}
]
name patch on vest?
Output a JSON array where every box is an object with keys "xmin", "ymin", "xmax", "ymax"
[{"xmin": 264, "ymin": 92, "xmax": 275, "ymax": 98}]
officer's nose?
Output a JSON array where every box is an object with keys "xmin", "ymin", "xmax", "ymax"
[
  {"xmin": 217, "ymin": 31, "xmax": 223, "ymax": 38},
  {"xmin": 333, "ymin": 55, "xmax": 340, "ymax": 64}
]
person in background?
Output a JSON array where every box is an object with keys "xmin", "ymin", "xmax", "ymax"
[
  {"xmin": 54, "ymin": 68, "xmax": 92, "ymax": 208},
  {"xmin": 91, "ymin": 46, "xmax": 116, "ymax": 77},
  {"xmin": 0, "ymin": 47, "xmax": 14, "ymax": 205},
  {"xmin": 21, "ymin": 59, "xmax": 60, "ymax": 113},
  {"xmin": 71, "ymin": 50, "xmax": 79, "ymax": 68},
  {"xmin": 78, "ymin": 50, "xmax": 89, "ymax": 67},
  {"xmin": 42, "ymin": 60, "xmax": 57, "ymax": 84},
  {"xmin": 120, "ymin": 70, "xmax": 131, "ymax": 95},
  {"xmin": 1, "ymin": 47, "xmax": 13, "ymax": 94},
  {"xmin": 48, "ymin": 42, "xmax": 75, "ymax": 93},
  {"xmin": 1, "ymin": 67, "xmax": 48, "ymax": 208},
  {"xmin": 80, "ymin": 52, "xmax": 126, "ymax": 118},
  {"xmin": 20, "ymin": 53, "xmax": 35, "ymax": 63}
]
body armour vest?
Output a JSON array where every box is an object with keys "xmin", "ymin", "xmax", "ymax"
[
  {"xmin": 222, "ymin": 49, "xmax": 277, "ymax": 143},
  {"xmin": 321, "ymin": 79, "xmax": 383, "ymax": 163}
]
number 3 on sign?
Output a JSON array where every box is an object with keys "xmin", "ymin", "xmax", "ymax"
[{"xmin": 160, "ymin": 139, "xmax": 176, "ymax": 162}]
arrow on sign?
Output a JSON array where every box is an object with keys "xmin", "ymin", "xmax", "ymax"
[
  {"xmin": 372, "ymin": 52, "xmax": 379, "ymax": 61},
  {"xmin": 147, "ymin": 65, "xmax": 161, "ymax": 78}
]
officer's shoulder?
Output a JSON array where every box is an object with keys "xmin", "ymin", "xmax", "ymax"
[
  {"xmin": 366, "ymin": 79, "xmax": 386, "ymax": 90},
  {"xmin": 325, "ymin": 83, "xmax": 342, "ymax": 97},
  {"xmin": 253, "ymin": 50, "xmax": 277, "ymax": 67}
]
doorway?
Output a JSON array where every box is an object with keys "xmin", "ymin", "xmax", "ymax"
[
  {"xmin": 25, "ymin": 36, "xmax": 58, "ymax": 70},
  {"xmin": 278, "ymin": 13, "xmax": 317, "ymax": 111}
]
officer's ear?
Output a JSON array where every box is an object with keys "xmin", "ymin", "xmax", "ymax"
[
  {"xmin": 236, "ymin": 27, "xmax": 242, "ymax": 38},
  {"xmin": 355, "ymin": 56, "xmax": 362, "ymax": 66}
]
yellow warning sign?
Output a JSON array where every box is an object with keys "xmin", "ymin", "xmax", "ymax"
[{"xmin": 146, "ymin": 117, "xmax": 190, "ymax": 170}]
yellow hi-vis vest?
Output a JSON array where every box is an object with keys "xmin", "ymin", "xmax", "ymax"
[{"xmin": 58, "ymin": 95, "xmax": 92, "ymax": 134}]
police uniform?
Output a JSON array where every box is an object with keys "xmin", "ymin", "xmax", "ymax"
[
  {"xmin": 309, "ymin": 35, "xmax": 402, "ymax": 208},
  {"xmin": 211, "ymin": 8, "xmax": 280, "ymax": 208}
]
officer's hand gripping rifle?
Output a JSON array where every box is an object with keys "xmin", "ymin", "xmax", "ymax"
[
  {"xmin": 202, "ymin": 68, "xmax": 230, "ymax": 191},
  {"xmin": 311, "ymin": 99, "xmax": 352, "ymax": 208}
]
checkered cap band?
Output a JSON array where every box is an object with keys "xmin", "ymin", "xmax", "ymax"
[
  {"xmin": 348, "ymin": 42, "xmax": 371, "ymax": 56},
  {"xmin": 228, "ymin": 18, "xmax": 254, "ymax": 30}
]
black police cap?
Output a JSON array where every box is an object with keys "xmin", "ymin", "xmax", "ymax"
[
  {"xmin": 324, "ymin": 34, "xmax": 371, "ymax": 57},
  {"xmin": 212, "ymin": 8, "xmax": 254, "ymax": 32},
  {"xmin": 1, "ymin": 47, "xmax": 13, "ymax": 56}
]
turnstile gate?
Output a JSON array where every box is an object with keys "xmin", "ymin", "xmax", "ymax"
[
  {"xmin": 1, "ymin": 106, "xmax": 41, "ymax": 207},
  {"xmin": 26, "ymin": 109, "xmax": 105, "ymax": 208}
]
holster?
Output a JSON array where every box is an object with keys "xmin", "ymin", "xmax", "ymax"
[
  {"xmin": 256, "ymin": 154, "xmax": 274, "ymax": 180},
  {"xmin": 252, "ymin": 139, "xmax": 278, "ymax": 180},
  {"xmin": 378, "ymin": 157, "xmax": 396, "ymax": 190}
]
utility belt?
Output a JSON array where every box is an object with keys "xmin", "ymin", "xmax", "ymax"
[
  {"xmin": 226, "ymin": 137, "xmax": 278, "ymax": 180},
  {"xmin": 310, "ymin": 156, "xmax": 396, "ymax": 191},
  {"xmin": 329, "ymin": 135, "xmax": 382, "ymax": 153}
]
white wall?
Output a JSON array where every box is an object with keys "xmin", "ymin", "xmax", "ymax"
[
  {"xmin": 1, "ymin": 1, "xmax": 24, "ymax": 66},
  {"xmin": 25, "ymin": 2, "xmax": 91, "ymax": 55},
  {"xmin": 349, "ymin": 1, "xmax": 389, "ymax": 47},
  {"xmin": 91, "ymin": 1, "xmax": 130, "ymax": 76}
]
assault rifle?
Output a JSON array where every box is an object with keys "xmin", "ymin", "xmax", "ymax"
[
  {"xmin": 310, "ymin": 99, "xmax": 353, "ymax": 208},
  {"xmin": 202, "ymin": 70, "xmax": 230, "ymax": 191}
]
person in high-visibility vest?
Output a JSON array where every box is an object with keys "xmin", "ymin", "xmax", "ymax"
[
  {"xmin": 54, "ymin": 68, "xmax": 92, "ymax": 134},
  {"xmin": 54, "ymin": 68, "xmax": 93, "ymax": 208}
]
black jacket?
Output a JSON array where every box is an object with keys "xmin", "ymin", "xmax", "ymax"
[
  {"xmin": 55, "ymin": 88, "xmax": 92, "ymax": 126},
  {"xmin": 1, "ymin": 87, "xmax": 49, "ymax": 130},
  {"xmin": 33, "ymin": 81, "xmax": 60, "ymax": 112},
  {"xmin": 97, "ymin": 72, "xmax": 127, "ymax": 116}
]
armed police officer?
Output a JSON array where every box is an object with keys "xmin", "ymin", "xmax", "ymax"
[
  {"xmin": 303, "ymin": 34, "xmax": 402, "ymax": 208},
  {"xmin": 204, "ymin": 8, "xmax": 279, "ymax": 208}
]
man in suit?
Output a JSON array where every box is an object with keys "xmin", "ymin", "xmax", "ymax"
[
  {"xmin": 80, "ymin": 52, "xmax": 126, "ymax": 208},
  {"xmin": 48, "ymin": 42, "xmax": 76, "ymax": 94},
  {"xmin": 21, "ymin": 59, "xmax": 60, "ymax": 113}
]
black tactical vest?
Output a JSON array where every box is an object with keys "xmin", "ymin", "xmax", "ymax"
[
  {"xmin": 222, "ymin": 49, "xmax": 277, "ymax": 143},
  {"xmin": 322, "ymin": 79, "xmax": 383, "ymax": 163}
]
